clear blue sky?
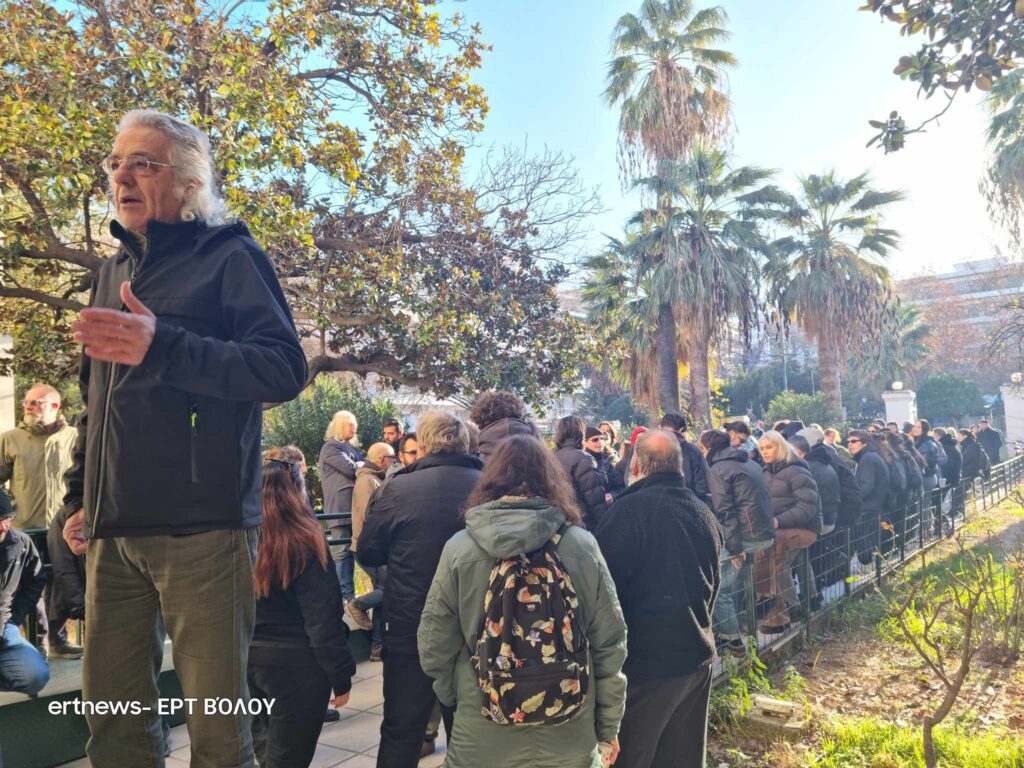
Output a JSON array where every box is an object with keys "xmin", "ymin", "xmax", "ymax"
[{"xmin": 451, "ymin": 0, "xmax": 998, "ymax": 281}]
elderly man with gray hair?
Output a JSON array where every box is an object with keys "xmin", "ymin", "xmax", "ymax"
[
  {"xmin": 357, "ymin": 411, "xmax": 482, "ymax": 767},
  {"xmin": 60, "ymin": 110, "xmax": 307, "ymax": 767},
  {"xmin": 595, "ymin": 430, "xmax": 722, "ymax": 768}
]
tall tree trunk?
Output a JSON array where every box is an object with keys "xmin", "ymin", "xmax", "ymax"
[
  {"xmin": 687, "ymin": 324, "xmax": 712, "ymax": 430},
  {"xmin": 818, "ymin": 334, "xmax": 843, "ymax": 418},
  {"xmin": 656, "ymin": 301, "xmax": 679, "ymax": 415}
]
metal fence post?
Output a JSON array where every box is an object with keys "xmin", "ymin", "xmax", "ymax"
[
  {"xmin": 745, "ymin": 555, "xmax": 758, "ymax": 641},
  {"xmin": 843, "ymin": 527, "xmax": 852, "ymax": 598}
]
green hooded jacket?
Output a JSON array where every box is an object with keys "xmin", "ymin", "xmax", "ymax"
[
  {"xmin": 0, "ymin": 421, "xmax": 77, "ymax": 530},
  {"xmin": 418, "ymin": 497, "xmax": 627, "ymax": 768}
]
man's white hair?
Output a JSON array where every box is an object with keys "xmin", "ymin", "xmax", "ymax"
[{"xmin": 115, "ymin": 110, "xmax": 229, "ymax": 225}]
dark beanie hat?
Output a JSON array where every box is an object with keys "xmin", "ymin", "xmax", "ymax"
[
  {"xmin": 0, "ymin": 489, "xmax": 14, "ymax": 521},
  {"xmin": 585, "ymin": 426, "xmax": 604, "ymax": 440}
]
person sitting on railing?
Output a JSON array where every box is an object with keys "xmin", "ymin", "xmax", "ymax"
[
  {"xmin": 847, "ymin": 430, "xmax": 890, "ymax": 569},
  {"xmin": 697, "ymin": 429, "xmax": 774, "ymax": 656},
  {"xmin": 345, "ymin": 442, "xmax": 395, "ymax": 658},
  {"xmin": 959, "ymin": 429, "xmax": 991, "ymax": 483},
  {"xmin": 0, "ymin": 488, "xmax": 49, "ymax": 697},
  {"xmin": 756, "ymin": 431, "xmax": 821, "ymax": 635}
]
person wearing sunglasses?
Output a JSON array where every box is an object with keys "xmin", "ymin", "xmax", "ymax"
[
  {"xmin": 846, "ymin": 430, "xmax": 890, "ymax": 569},
  {"xmin": 61, "ymin": 110, "xmax": 306, "ymax": 767}
]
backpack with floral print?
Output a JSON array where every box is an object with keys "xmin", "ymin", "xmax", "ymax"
[{"xmin": 473, "ymin": 524, "xmax": 589, "ymax": 726}]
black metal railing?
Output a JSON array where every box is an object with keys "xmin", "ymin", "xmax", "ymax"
[{"xmin": 712, "ymin": 455, "xmax": 1024, "ymax": 669}]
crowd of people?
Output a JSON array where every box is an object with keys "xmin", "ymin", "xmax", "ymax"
[{"xmin": 0, "ymin": 108, "xmax": 1011, "ymax": 768}]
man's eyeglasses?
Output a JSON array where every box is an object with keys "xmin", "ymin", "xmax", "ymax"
[
  {"xmin": 402, "ymin": 449, "xmax": 419, "ymax": 458},
  {"xmin": 847, "ymin": 438, "xmax": 863, "ymax": 445},
  {"xmin": 22, "ymin": 399, "xmax": 55, "ymax": 408},
  {"xmin": 101, "ymin": 155, "xmax": 176, "ymax": 177}
]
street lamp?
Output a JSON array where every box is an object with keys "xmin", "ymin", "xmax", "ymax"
[
  {"xmin": 891, "ymin": 381, "xmax": 904, "ymax": 391},
  {"xmin": 1011, "ymin": 372, "xmax": 1023, "ymax": 385}
]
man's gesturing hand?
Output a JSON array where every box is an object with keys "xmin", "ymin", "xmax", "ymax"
[{"xmin": 73, "ymin": 282, "xmax": 156, "ymax": 365}]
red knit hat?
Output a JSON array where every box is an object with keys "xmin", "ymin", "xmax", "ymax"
[{"xmin": 629, "ymin": 426, "xmax": 648, "ymax": 446}]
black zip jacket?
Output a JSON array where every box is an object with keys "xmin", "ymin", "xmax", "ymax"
[
  {"xmin": 706, "ymin": 447, "xmax": 775, "ymax": 555},
  {"xmin": 0, "ymin": 528, "xmax": 45, "ymax": 629},
  {"xmin": 356, "ymin": 452, "xmax": 483, "ymax": 655},
  {"xmin": 62, "ymin": 220, "xmax": 307, "ymax": 538},
  {"xmin": 249, "ymin": 555, "xmax": 356, "ymax": 697},
  {"xmin": 554, "ymin": 443, "xmax": 608, "ymax": 529}
]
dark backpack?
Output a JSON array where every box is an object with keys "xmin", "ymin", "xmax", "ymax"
[
  {"xmin": 473, "ymin": 525, "xmax": 589, "ymax": 726},
  {"xmin": 887, "ymin": 458, "xmax": 907, "ymax": 514},
  {"xmin": 902, "ymin": 454, "xmax": 923, "ymax": 493},
  {"xmin": 833, "ymin": 458, "xmax": 862, "ymax": 528}
]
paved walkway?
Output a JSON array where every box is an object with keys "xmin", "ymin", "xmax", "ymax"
[{"xmin": 60, "ymin": 660, "xmax": 448, "ymax": 768}]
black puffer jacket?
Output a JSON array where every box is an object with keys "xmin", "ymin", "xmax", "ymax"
[
  {"xmin": 554, "ymin": 442, "xmax": 608, "ymax": 529},
  {"xmin": 939, "ymin": 435, "xmax": 962, "ymax": 487},
  {"xmin": 804, "ymin": 444, "xmax": 840, "ymax": 529},
  {"xmin": 763, "ymin": 457, "xmax": 822, "ymax": 532},
  {"xmin": 960, "ymin": 435, "xmax": 991, "ymax": 482},
  {"xmin": 356, "ymin": 452, "xmax": 482, "ymax": 655},
  {"xmin": 476, "ymin": 417, "xmax": 540, "ymax": 463},
  {"xmin": 62, "ymin": 219, "xmax": 307, "ymax": 538},
  {"xmin": 706, "ymin": 448, "xmax": 775, "ymax": 555},
  {"xmin": 854, "ymin": 446, "xmax": 890, "ymax": 517}
]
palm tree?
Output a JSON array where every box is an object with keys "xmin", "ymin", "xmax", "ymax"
[
  {"xmin": 764, "ymin": 171, "xmax": 904, "ymax": 416},
  {"xmin": 581, "ymin": 235, "xmax": 662, "ymax": 413},
  {"xmin": 604, "ymin": 0, "xmax": 735, "ymax": 414},
  {"xmin": 847, "ymin": 302, "xmax": 931, "ymax": 390},
  {"xmin": 984, "ymin": 69, "xmax": 1024, "ymax": 250},
  {"xmin": 629, "ymin": 148, "xmax": 775, "ymax": 427}
]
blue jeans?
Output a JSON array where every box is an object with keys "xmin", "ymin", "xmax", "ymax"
[
  {"xmin": 332, "ymin": 524, "xmax": 355, "ymax": 602},
  {"xmin": 0, "ymin": 621, "xmax": 49, "ymax": 696}
]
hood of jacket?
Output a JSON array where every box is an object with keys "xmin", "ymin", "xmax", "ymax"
[
  {"xmin": 464, "ymin": 497, "xmax": 565, "ymax": 559},
  {"xmin": 356, "ymin": 463, "xmax": 386, "ymax": 481},
  {"xmin": 710, "ymin": 446, "xmax": 748, "ymax": 466},
  {"xmin": 806, "ymin": 443, "xmax": 833, "ymax": 466}
]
